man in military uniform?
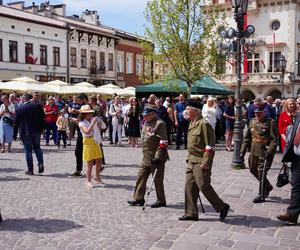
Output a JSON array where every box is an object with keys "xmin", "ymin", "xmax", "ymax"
[
  {"xmin": 241, "ymin": 100, "xmax": 278, "ymax": 203},
  {"xmin": 179, "ymin": 103, "xmax": 230, "ymax": 221},
  {"xmin": 128, "ymin": 104, "xmax": 169, "ymax": 208}
]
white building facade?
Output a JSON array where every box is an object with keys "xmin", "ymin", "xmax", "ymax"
[
  {"xmin": 0, "ymin": 4, "xmax": 68, "ymax": 82},
  {"xmin": 210, "ymin": 0, "xmax": 300, "ymax": 100}
]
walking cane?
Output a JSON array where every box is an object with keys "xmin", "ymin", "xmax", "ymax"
[
  {"xmin": 143, "ymin": 168, "xmax": 158, "ymax": 211},
  {"xmin": 198, "ymin": 193, "xmax": 205, "ymax": 214},
  {"xmin": 260, "ymin": 159, "xmax": 268, "ymax": 199}
]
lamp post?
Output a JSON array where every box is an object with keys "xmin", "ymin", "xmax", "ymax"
[
  {"xmin": 279, "ymin": 55, "xmax": 287, "ymax": 99},
  {"xmin": 218, "ymin": 0, "xmax": 254, "ymax": 169}
]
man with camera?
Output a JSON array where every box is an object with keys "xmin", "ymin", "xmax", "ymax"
[
  {"xmin": 241, "ymin": 100, "xmax": 278, "ymax": 203},
  {"xmin": 128, "ymin": 104, "xmax": 169, "ymax": 208}
]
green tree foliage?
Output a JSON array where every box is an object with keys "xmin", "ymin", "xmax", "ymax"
[{"xmin": 142, "ymin": 0, "xmax": 225, "ymax": 95}]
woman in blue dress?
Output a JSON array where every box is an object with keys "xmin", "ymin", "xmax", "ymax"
[
  {"xmin": 0, "ymin": 94, "xmax": 16, "ymax": 153},
  {"xmin": 223, "ymin": 96, "xmax": 235, "ymax": 151}
]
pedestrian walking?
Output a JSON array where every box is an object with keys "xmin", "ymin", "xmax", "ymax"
[
  {"xmin": 0, "ymin": 94, "xmax": 15, "ymax": 153},
  {"xmin": 174, "ymin": 94, "xmax": 189, "ymax": 150},
  {"xmin": 78, "ymin": 105, "xmax": 103, "ymax": 188},
  {"xmin": 44, "ymin": 96, "xmax": 59, "ymax": 146},
  {"xmin": 109, "ymin": 96, "xmax": 123, "ymax": 146},
  {"xmin": 56, "ymin": 109, "xmax": 68, "ymax": 149},
  {"xmin": 15, "ymin": 93, "xmax": 45, "ymax": 175},
  {"xmin": 277, "ymin": 112, "xmax": 300, "ymax": 224},
  {"xmin": 240, "ymin": 100, "xmax": 278, "ymax": 203},
  {"xmin": 128, "ymin": 104, "xmax": 169, "ymax": 208},
  {"xmin": 178, "ymin": 102, "xmax": 230, "ymax": 222}
]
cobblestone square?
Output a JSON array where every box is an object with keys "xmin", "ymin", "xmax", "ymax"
[{"xmin": 0, "ymin": 140, "xmax": 299, "ymax": 250}]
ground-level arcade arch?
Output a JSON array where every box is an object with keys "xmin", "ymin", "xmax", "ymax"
[
  {"xmin": 241, "ymin": 89, "xmax": 255, "ymax": 101},
  {"xmin": 264, "ymin": 88, "xmax": 282, "ymax": 99}
]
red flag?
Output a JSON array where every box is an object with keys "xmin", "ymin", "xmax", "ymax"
[{"xmin": 243, "ymin": 14, "xmax": 248, "ymax": 75}]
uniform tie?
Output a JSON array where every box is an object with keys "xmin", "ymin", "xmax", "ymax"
[{"xmin": 293, "ymin": 124, "xmax": 300, "ymax": 146}]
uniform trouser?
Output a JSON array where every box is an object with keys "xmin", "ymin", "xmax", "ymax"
[
  {"xmin": 287, "ymin": 161, "xmax": 300, "ymax": 219},
  {"xmin": 248, "ymin": 154, "xmax": 273, "ymax": 195},
  {"xmin": 185, "ymin": 162, "xmax": 225, "ymax": 217},
  {"xmin": 133, "ymin": 163, "xmax": 166, "ymax": 203},
  {"xmin": 75, "ymin": 130, "xmax": 83, "ymax": 172}
]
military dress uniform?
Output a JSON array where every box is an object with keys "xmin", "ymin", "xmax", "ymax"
[
  {"xmin": 180, "ymin": 113, "xmax": 229, "ymax": 221},
  {"xmin": 241, "ymin": 105, "xmax": 278, "ymax": 203},
  {"xmin": 128, "ymin": 106, "xmax": 169, "ymax": 208}
]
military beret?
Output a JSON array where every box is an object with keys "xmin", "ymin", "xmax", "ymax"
[{"xmin": 142, "ymin": 104, "xmax": 157, "ymax": 115}]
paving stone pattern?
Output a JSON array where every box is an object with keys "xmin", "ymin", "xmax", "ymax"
[{"xmin": 0, "ymin": 141, "xmax": 299, "ymax": 250}]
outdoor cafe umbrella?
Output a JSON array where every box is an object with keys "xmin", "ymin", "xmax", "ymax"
[
  {"xmin": 74, "ymin": 82, "xmax": 96, "ymax": 93},
  {"xmin": 96, "ymin": 83, "xmax": 121, "ymax": 95},
  {"xmin": 44, "ymin": 80, "xmax": 82, "ymax": 94},
  {"xmin": 0, "ymin": 76, "xmax": 52, "ymax": 93},
  {"xmin": 116, "ymin": 87, "xmax": 136, "ymax": 97}
]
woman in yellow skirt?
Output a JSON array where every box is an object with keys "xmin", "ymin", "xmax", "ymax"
[{"xmin": 78, "ymin": 105, "xmax": 103, "ymax": 188}]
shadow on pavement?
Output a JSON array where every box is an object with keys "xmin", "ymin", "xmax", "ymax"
[
  {"xmin": 0, "ymin": 218, "xmax": 83, "ymax": 233},
  {"xmin": 267, "ymin": 196, "xmax": 290, "ymax": 204},
  {"xmin": 101, "ymin": 183, "xmax": 135, "ymax": 191},
  {"xmin": 40, "ymin": 173, "xmax": 71, "ymax": 179},
  {"xmin": 102, "ymin": 175, "xmax": 137, "ymax": 181},
  {"xmin": 167, "ymin": 202, "xmax": 213, "ymax": 213},
  {"xmin": 0, "ymin": 168, "xmax": 23, "ymax": 173},
  {"xmin": 109, "ymin": 164, "xmax": 140, "ymax": 169},
  {"xmin": 0, "ymin": 176, "xmax": 30, "ymax": 182},
  {"xmin": 224, "ymin": 215, "xmax": 282, "ymax": 228}
]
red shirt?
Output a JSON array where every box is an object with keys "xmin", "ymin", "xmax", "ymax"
[
  {"xmin": 44, "ymin": 103, "xmax": 59, "ymax": 123},
  {"xmin": 278, "ymin": 111, "xmax": 293, "ymax": 150}
]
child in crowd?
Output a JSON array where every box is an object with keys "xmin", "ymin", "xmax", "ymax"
[
  {"xmin": 56, "ymin": 109, "xmax": 69, "ymax": 149},
  {"xmin": 78, "ymin": 105, "xmax": 103, "ymax": 188}
]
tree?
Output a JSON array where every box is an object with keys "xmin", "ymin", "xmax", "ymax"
[{"xmin": 142, "ymin": 0, "xmax": 225, "ymax": 96}]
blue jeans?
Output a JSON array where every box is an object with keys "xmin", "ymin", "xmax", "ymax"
[
  {"xmin": 22, "ymin": 133, "xmax": 44, "ymax": 172},
  {"xmin": 45, "ymin": 122, "xmax": 58, "ymax": 144}
]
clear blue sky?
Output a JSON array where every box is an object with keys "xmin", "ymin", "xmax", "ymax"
[{"xmin": 5, "ymin": 0, "xmax": 148, "ymax": 35}]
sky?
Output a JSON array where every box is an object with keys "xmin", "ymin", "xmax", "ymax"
[{"xmin": 5, "ymin": 0, "xmax": 149, "ymax": 35}]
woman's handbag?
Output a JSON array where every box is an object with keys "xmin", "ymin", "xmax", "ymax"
[
  {"xmin": 276, "ymin": 164, "xmax": 289, "ymax": 188},
  {"xmin": 2, "ymin": 116, "xmax": 14, "ymax": 127},
  {"xmin": 118, "ymin": 116, "xmax": 124, "ymax": 125}
]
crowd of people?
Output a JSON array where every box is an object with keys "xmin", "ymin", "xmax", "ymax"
[{"xmin": 0, "ymin": 89, "xmax": 300, "ymax": 224}]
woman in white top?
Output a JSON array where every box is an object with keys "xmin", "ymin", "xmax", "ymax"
[
  {"xmin": 202, "ymin": 97, "xmax": 217, "ymax": 130},
  {"xmin": 109, "ymin": 96, "xmax": 123, "ymax": 146},
  {"xmin": 78, "ymin": 105, "xmax": 103, "ymax": 188},
  {"xmin": 0, "ymin": 94, "xmax": 16, "ymax": 153}
]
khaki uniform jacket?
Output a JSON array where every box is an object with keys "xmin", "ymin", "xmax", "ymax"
[
  {"xmin": 142, "ymin": 116, "xmax": 169, "ymax": 166},
  {"xmin": 187, "ymin": 115, "xmax": 215, "ymax": 166},
  {"xmin": 241, "ymin": 116, "xmax": 278, "ymax": 157}
]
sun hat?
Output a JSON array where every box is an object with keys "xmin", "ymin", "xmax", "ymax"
[{"xmin": 79, "ymin": 105, "xmax": 95, "ymax": 114}]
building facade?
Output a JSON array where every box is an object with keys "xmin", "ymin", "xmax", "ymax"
[
  {"xmin": 209, "ymin": 0, "xmax": 300, "ymax": 100},
  {"xmin": 0, "ymin": 1, "xmax": 152, "ymax": 87},
  {"xmin": 0, "ymin": 3, "xmax": 68, "ymax": 82}
]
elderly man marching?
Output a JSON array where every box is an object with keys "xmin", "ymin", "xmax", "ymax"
[
  {"xmin": 128, "ymin": 104, "xmax": 169, "ymax": 208},
  {"xmin": 179, "ymin": 102, "xmax": 230, "ymax": 221},
  {"xmin": 241, "ymin": 100, "xmax": 278, "ymax": 203}
]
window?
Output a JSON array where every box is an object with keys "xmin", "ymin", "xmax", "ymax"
[
  {"xmin": 53, "ymin": 47, "xmax": 60, "ymax": 66},
  {"xmin": 99, "ymin": 52, "xmax": 105, "ymax": 73},
  {"xmin": 271, "ymin": 20, "xmax": 280, "ymax": 31},
  {"xmin": 80, "ymin": 49, "xmax": 87, "ymax": 68},
  {"xmin": 0, "ymin": 39, "xmax": 2, "ymax": 61},
  {"xmin": 126, "ymin": 53, "xmax": 133, "ymax": 74},
  {"xmin": 25, "ymin": 43, "xmax": 33, "ymax": 64},
  {"xmin": 136, "ymin": 55, "xmax": 143, "ymax": 75},
  {"xmin": 40, "ymin": 45, "xmax": 47, "ymax": 65},
  {"xmin": 117, "ymin": 53, "xmax": 124, "ymax": 73},
  {"xmin": 108, "ymin": 53, "xmax": 114, "ymax": 71},
  {"xmin": 247, "ymin": 53, "xmax": 260, "ymax": 73},
  {"xmin": 70, "ymin": 47, "xmax": 76, "ymax": 67},
  {"xmin": 269, "ymin": 52, "xmax": 281, "ymax": 72},
  {"xmin": 90, "ymin": 50, "xmax": 97, "ymax": 75},
  {"xmin": 9, "ymin": 40, "xmax": 18, "ymax": 62}
]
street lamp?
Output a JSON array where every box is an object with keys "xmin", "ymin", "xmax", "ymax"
[
  {"xmin": 279, "ymin": 55, "xmax": 287, "ymax": 99},
  {"xmin": 218, "ymin": 0, "xmax": 253, "ymax": 169}
]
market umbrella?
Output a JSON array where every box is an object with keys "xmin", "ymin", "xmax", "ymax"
[
  {"xmin": 99, "ymin": 83, "xmax": 120, "ymax": 90},
  {"xmin": 74, "ymin": 82, "xmax": 96, "ymax": 93},
  {"xmin": 0, "ymin": 76, "xmax": 52, "ymax": 93},
  {"xmin": 96, "ymin": 83, "xmax": 121, "ymax": 95},
  {"xmin": 117, "ymin": 87, "xmax": 136, "ymax": 97},
  {"xmin": 45, "ymin": 80, "xmax": 82, "ymax": 94},
  {"xmin": 192, "ymin": 76, "xmax": 233, "ymax": 95},
  {"xmin": 135, "ymin": 79, "xmax": 188, "ymax": 93}
]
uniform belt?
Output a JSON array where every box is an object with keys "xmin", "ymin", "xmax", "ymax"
[{"xmin": 252, "ymin": 138, "xmax": 268, "ymax": 143}]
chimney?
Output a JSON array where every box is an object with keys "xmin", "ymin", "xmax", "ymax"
[
  {"xmin": 7, "ymin": 1, "xmax": 25, "ymax": 10},
  {"xmin": 81, "ymin": 10, "xmax": 98, "ymax": 25}
]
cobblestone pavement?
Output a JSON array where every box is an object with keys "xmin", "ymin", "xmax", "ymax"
[{"xmin": 0, "ymin": 139, "xmax": 299, "ymax": 250}]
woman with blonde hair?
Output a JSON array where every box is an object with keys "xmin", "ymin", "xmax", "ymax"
[
  {"xmin": 278, "ymin": 98, "xmax": 297, "ymax": 151},
  {"xmin": 202, "ymin": 97, "xmax": 217, "ymax": 130}
]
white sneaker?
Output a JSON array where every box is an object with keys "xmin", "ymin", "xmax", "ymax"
[{"xmin": 87, "ymin": 182, "xmax": 95, "ymax": 188}]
